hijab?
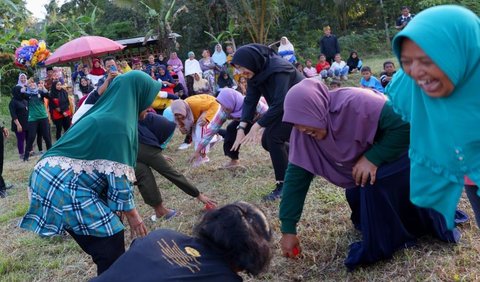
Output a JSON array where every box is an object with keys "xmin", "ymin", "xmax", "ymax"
[
  {"xmin": 216, "ymin": 88, "xmax": 244, "ymax": 119},
  {"xmin": 157, "ymin": 65, "xmax": 173, "ymax": 82},
  {"xmin": 90, "ymin": 58, "xmax": 106, "ymax": 76},
  {"xmin": 49, "ymin": 80, "xmax": 67, "ymax": 99},
  {"xmin": 170, "ymin": 99, "xmax": 194, "ymax": 133},
  {"xmin": 212, "ymin": 44, "xmax": 227, "ymax": 66},
  {"xmin": 17, "ymin": 73, "xmax": 27, "ymax": 87},
  {"xmin": 79, "ymin": 77, "xmax": 94, "ymax": 94},
  {"xmin": 40, "ymin": 71, "xmax": 161, "ymax": 174},
  {"xmin": 230, "ymin": 44, "xmax": 294, "ymax": 86},
  {"xmin": 217, "ymin": 71, "xmax": 234, "ymax": 89},
  {"xmin": 138, "ymin": 113, "xmax": 176, "ymax": 149},
  {"xmin": 278, "ymin": 36, "xmax": 295, "ymax": 62},
  {"xmin": 386, "ymin": 5, "xmax": 480, "ymax": 229},
  {"xmin": 347, "ymin": 51, "xmax": 359, "ymax": 68},
  {"xmin": 283, "ymin": 79, "xmax": 386, "ymax": 188},
  {"xmin": 167, "ymin": 52, "xmax": 183, "ymax": 69},
  {"xmin": 192, "ymin": 73, "xmax": 209, "ymax": 92}
]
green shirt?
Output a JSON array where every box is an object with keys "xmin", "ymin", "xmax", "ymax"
[
  {"xmin": 27, "ymin": 90, "xmax": 49, "ymax": 122},
  {"xmin": 279, "ymin": 104, "xmax": 410, "ymax": 234}
]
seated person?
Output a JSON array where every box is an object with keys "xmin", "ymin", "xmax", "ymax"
[
  {"xmin": 192, "ymin": 73, "xmax": 210, "ymax": 95},
  {"xmin": 315, "ymin": 54, "xmax": 333, "ymax": 79},
  {"xmin": 360, "ymin": 66, "xmax": 384, "ymax": 93},
  {"xmin": 136, "ymin": 110, "xmax": 216, "ymax": 221},
  {"xmin": 279, "ymin": 79, "xmax": 460, "ymax": 270},
  {"xmin": 216, "ymin": 71, "xmax": 237, "ymax": 91},
  {"xmin": 379, "ymin": 61, "xmax": 396, "ymax": 88},
  {"xmin": 346, "ymin": 51, "xmax": 363, "ymax": 73},
  {"xmin": 156, "ymin": 65, "xmax": 176, "ymax": 94},
  {"xmin": 91, "ymin": 201, "xmax": 273, "ymax": 282},
  {"xmin": 190, "ymin": 88, "xmax": 268, "ymax": 169},
  {"xmin": 303, "ymin": 59, "xmax": 318, "ymax": 78},
  {"xmin": 330, "ymin": 53, "xmax": 349, "ymax": 80}
]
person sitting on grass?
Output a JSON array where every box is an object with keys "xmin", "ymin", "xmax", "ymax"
[
  {"xmin": 171, "ymin": 95, "xmax": 220, "ymax": 167},
  {"xmin": 303, "ymin": 59, "xmax": 318, "ymax": 78},
  {"xmin": 315, "ymin": 54, "xmax": 333, "ymax": 80},
  {"xmin": 136, "ymin": 110, "xmax": 217, "ymax": 222},
  {"xmin": 91, "ymin": 201, "xmax": 273, "ymax": 282},
  {"xmin": 346, "ymin": 51, "xmax": 363, "ymax": 73},
  {"xmin": 330, "ymin": 53, "xmax": 349, "ymax": 80},
  {"xmin": 329, "ymin": 79, "xmax": 341, "ymax": 89},
  {"xmin": 279, "ymin": 79, "xmax": 460, "ymax": 270},
  {"xmin": 379, "ymin": 61, "xmax": 396, "ymax": 88},
  {"xmin": 189, "ymin": 88, "xmax": 268, "ymax": 170},
  {"xmin": 359, "ymin": 66, "xmax": 384, "ymax": 93}
]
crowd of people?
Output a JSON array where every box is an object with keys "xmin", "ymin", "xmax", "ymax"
[{"xmin": 0, "ymin": 4, "xmax": 477, "ymax": 281}]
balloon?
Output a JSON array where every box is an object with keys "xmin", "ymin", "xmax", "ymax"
[
  {"xmin": 38, "ymin": 41, "xmax": 46, "ymax": 51},
  {"xmin": 21, "ymin": 40, "xmax": 29, "ymax": 47},
  {"xmin": 29, "ymin": 38, "xmax": 38, "ymax": 46},
  {"xmin": 37, "ymin": 53, "xmax": 46, "ymax": 62}
]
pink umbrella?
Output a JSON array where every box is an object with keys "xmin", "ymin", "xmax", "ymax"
[{"xmin": 45, "ymin": 36, "xmax": 126, "ymax": 65}]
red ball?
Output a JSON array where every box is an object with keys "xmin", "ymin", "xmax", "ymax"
[{"xmin": 292, "ymin": 246, "xmax": 300, "ymax": 256}]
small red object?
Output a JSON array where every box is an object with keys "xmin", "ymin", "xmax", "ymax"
[
  {"xmin": 292, "ymin": 246, "xmax": 300, "ymax": 256},
  {"xmin": 205, "ymin": 203, "xmax": 216, "ymax": 210}
]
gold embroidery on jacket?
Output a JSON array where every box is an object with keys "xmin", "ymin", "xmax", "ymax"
[{"xmin": 158, "ymin": 239, "xmax": 201, "ymax": 273}]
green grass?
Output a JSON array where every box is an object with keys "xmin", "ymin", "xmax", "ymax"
[{"xmin": 1, "ymin": 55, "xmax": 479, "ymax": 281}]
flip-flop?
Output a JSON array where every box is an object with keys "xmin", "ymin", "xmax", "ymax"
[
  {"xmin": 454, "ymin": 210, "xmax": 469, "ymax": 224},
  {"xmin": 150, "ymin": 209, "xmax": 178, "ymax": 222}
]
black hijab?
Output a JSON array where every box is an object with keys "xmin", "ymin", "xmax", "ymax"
[
  {"xmin": 230, "ymin": 44, "xmax": 295, "ymax": 86},
  {"xmin": 12, "ymin": 85, "xmax": 24, "ymax": 100},
  {"xmin": 347, "ymin": 51, "xmax": 360, "ymax": 68},
  {"xmin": 79, "ymin": 77, "xmax": 94, "ymax": 94},
  {"xmin": 217, "ymin": 71, "xmax": 234, "ymax": 88}
]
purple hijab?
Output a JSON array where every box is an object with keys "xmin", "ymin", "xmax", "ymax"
[
  {"xmin": 216, "ymin": 88, "xmax": 244, "ymax": 118},
  {"xmin": 283, "ymin": 79, "xmax": 386, "ymax": 188}
]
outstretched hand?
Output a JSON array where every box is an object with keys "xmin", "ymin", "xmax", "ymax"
[{"xmin": 280, "ymin": 234, "xmax": 301, "ymax": 259}]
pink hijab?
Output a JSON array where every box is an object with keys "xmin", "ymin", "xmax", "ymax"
[{"xmin": 170, "ymin": 100, "xmax": 194, "ymax": 132}]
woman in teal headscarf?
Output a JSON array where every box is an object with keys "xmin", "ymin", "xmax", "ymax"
[
  {"xmin": 386, "ymin": 5, "xmax": 480, "ymax": 230},
  {"xmin": 20, "ymin": 71, "xmax": 162, "ymax": 275}
]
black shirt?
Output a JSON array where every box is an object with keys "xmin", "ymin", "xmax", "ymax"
[{"xmin": 91, "ymin": 229, "xmax": 242, "ymax": 282}]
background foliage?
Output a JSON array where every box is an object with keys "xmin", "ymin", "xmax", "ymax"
[{"xmin": 0, "ymin": 0, "xmax": 479, "ymax": 96}]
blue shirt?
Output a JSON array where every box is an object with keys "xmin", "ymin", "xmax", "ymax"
[{"xmin": 360, "ymin": 76, "xmax": 385, "ymax": 93}]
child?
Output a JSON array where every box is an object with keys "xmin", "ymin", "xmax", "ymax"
[
  {"xmin": 330, "ymin": 53, "xmax": 349, "ymax": 80},
  {"xmin": 360, "ymin": 66, "xmax": 384, "ymax": 93},
  {"xmin": 380, "ymin": 61, "xmax": 396, "ymax": 88},
  {"xmin": 347, "ymin": 51, "xmax": 363, "ymax": 73},
  {"xmin": 303, "ymin": 59, "xmax": 318, "ymax": 78},
  {"xmin": 329, "ymin": 79, "xmax": 341, "ymax": 89},
  {"xmin": 315, "ymin": 54, "xmax": 333, "ymax": 79},
  {"xmin": 295, "ymin": 62, "xmax": 305, "ymax": 77}
]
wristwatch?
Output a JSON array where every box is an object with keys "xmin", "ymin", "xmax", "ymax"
[{"xmin": 236, "ymin": 125, "xmax": 246, "ymax": 131}]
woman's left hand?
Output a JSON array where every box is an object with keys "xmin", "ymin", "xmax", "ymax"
[
  {"xmin": 352, "ymin": 155, "xmax": 378, "ymax": 187},
  {"xmin": 125, "ymin": 209, "xmax": 148, "ymax": 239}
]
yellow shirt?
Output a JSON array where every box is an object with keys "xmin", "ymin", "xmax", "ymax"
[{"xmin": 185, "ymin": 94, "xmax": 219, "ymax": 122}]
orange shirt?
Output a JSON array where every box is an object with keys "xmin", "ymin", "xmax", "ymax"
[{"xmin": 185, "ymin": 94, "xmax": 219, "ymax": 123}]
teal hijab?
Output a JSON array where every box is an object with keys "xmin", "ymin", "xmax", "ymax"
[
  {"xmin": 41, "ymin": 71, "xmax": 161, "ymax": 169},
  {"xmin": 386, "ymin": 5, "xmax": 480, "ymax": 229}
]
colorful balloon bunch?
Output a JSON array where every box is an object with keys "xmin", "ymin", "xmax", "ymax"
[{"xmin": 15, "ymin": 38, "xmax": 51, "ymax": 68}]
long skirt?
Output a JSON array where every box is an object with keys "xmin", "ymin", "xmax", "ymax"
[{"xmin": 344, "ymin": 154, "xmax": 460, "ymax": 270}]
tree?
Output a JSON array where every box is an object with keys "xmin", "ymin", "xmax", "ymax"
[{"xmin": 112, "ymin": 0, "xmax": 188, "ymax": 53}]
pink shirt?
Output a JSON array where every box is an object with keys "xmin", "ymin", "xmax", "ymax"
[
  {"xmin": 303, "ymin": 66, "xmax": 318, "ymax": 78},
  {"xmin": 465, "ymin": 176, "xmax": 476, "ymax": 186}
]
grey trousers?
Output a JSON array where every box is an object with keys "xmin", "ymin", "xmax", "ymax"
[{"xmin": 135, "ymin": 143, "xmax": 200, "ymax": 207}]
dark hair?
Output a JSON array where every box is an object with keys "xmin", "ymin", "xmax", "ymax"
[
  {"xmin": 305, "ymin": 58, "xmax": 312, "ymax": 63},
  {"xmin": 383, "ymin": 60, "xmax": 395, "ymax": 68},
  {"xmin": 361, "ymin": 66, "xmax": 371, "ymax": 73},
  {"xmin": 401, "ymin": 6, "xmax": 410, "ymax": 10},
  {"xmin": 330, "ymin": 80, "xmax": 341, "ymax": 87},
  {"xmin": 103, "ymin": 56, "xmax": 115, "ymax": 65},
  {"xmin": 318, "ymin": 53, "xmax": 326, "ymax": 59},
  {"xmin": 194, "ymin": 201, "xmax": 272, "ymax": 276},
  {"xmin": 203, "ymin": 49, "xmax": 211, "ymax": 56}
]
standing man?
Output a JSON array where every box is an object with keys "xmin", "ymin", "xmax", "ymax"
[
  {"xmin": 319, "ymin": 26, "xmax": 340, "ymax": 65},
  {"xmin": 395, "ymin": 6, "xmax": 415, "ymax": 30}
]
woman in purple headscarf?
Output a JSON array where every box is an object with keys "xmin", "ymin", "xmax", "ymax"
[
  {"xmin": 189, "ymin": 88, "xmax": 268, "ymax": 169},
  {"xmin": 278, "ymin": 79, "xmax": 460, "ymax": 270},
  {"xmin": 167, "ymin": 52, "xmax": 187, "ymax": 96}
]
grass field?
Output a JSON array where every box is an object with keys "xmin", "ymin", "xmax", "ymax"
[{"xmin": 2, "ymin": 56, "xmax": 479, "ymax": 281}]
